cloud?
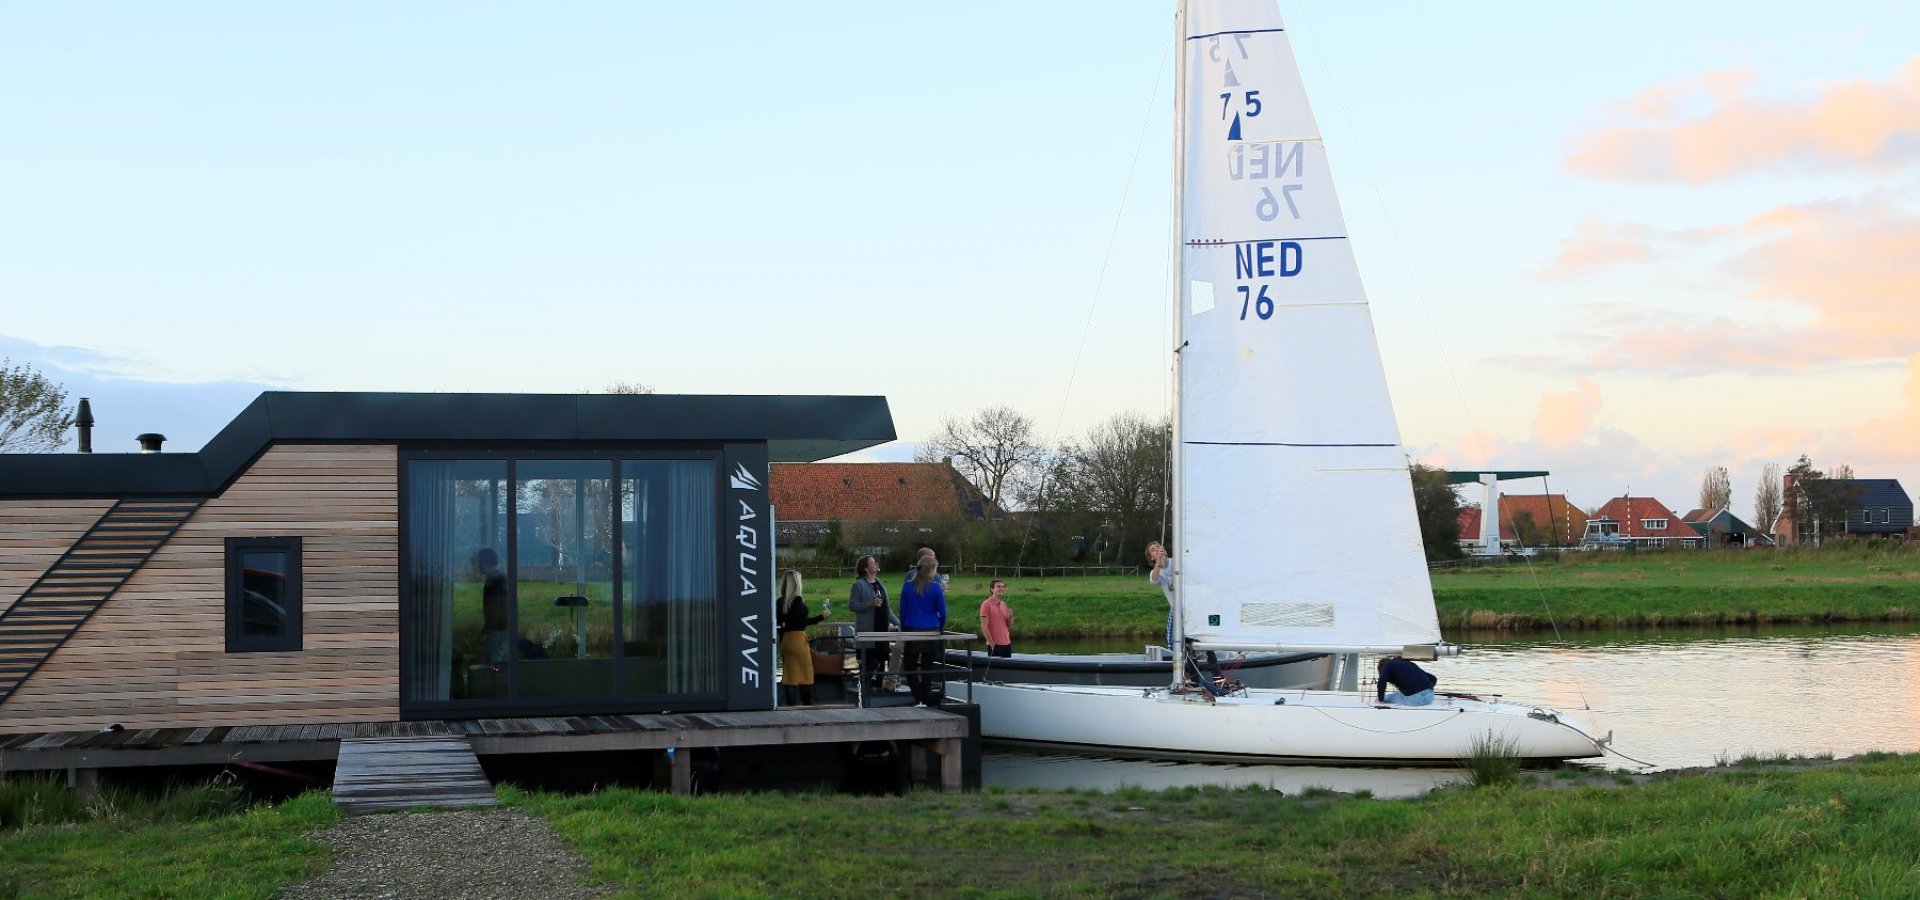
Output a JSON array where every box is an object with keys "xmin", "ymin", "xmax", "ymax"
[
  {"xmin": 1520, "ymin": 195, "xmax": 1920, "ymax": 377},
  {"xmin": 0, "ymin": 335, "xmax": 275, "ymax": 452},
  {"xmin": 1536, "ymin": 214, "xmax": 1656, "ymax": 279},
  {"xmin": 1567, "ymin": 58, "xmax": 1920, "ymax": 182}
]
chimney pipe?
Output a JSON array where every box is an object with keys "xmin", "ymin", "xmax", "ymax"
[
  {"xmin": 136, "ymin": 433, "xmax": 166, "ymax": 453},
  {"xmin": 75, "ymin": 398, "xmax": 94, "ymax": 454}
]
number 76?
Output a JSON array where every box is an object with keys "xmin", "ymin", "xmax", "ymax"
[{"xmin": 1237, "ymin": 284, "xmax": 1274, "ymax": 320}]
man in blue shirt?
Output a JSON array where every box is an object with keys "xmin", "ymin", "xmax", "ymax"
[{"xmin": 1376, "ymin": 656, "xmax": 1437, "ymax": 706}]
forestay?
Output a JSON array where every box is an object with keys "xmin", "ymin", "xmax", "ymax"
[{"xmin": 1175, "ymin": 1, "xmax": 1438, "ymax": 653}]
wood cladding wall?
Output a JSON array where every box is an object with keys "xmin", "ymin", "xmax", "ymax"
[
  {"xmin": 0, "ymin": 500, "xmax": 115, "ymax": 618},
  {"xmin": 0, "ymin": 446, "xmax": 399, "ymax": 733}
]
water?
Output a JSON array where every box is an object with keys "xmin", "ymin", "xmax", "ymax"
[{"xmin": 981, "ymin": 624, "xmax": 1920, "ymax": 794}]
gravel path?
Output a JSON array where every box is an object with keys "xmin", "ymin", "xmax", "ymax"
[{"xmin": 281, "ymin": 807, "xmax": 611, "ymax": 900}]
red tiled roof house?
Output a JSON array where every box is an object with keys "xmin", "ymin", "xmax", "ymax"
[
  {"xmin": 1583, "ymin": 496, "xmax": 1700, "ymax": 549},
  {"xmin": 769, "ymin": 462, "xmax": 992, "ymax": 557},
  {"xmin": 1457, "ymin": 494, "xmax": 1589, "ymax": 550}
]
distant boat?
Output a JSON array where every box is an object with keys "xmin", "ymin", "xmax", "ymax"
[{"xmin": 957, "ymin": 0, "xmax": 1606, "ymax": 765}]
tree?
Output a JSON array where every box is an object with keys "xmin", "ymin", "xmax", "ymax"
[
  {"xmin": 0, "ymin": 359, "xmax": 73, "ymax": 453},
  {"xmin": 602, "ymin": 381, "xmax": 654, "ymax": 394},
  {"xmin": 1041, "ymin": 412, "xmax": 1169, "ymax": 566},
  {"xmin": 915, "ymin": 406, "xmax": 1046, "ymax": 515},
  {"xmin": 1699, "ymin": 465, "xmax": 1731, "ymax": 511},
  {"xmin": 1784, "ymin": 455, "xmax": 1863, "ymax": 545},
  {"xmin": 1753, "ymin": 461, "xmax": 1782, "ymax": 534},
  {"xmin": 1409, "ymin": 462, "xmax": 1463, "ymax": 562}
]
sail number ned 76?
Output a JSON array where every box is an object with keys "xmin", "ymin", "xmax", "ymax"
[{"xmin": 1234, "ymin": 239, "xmax": 1302, "ymax": 321}]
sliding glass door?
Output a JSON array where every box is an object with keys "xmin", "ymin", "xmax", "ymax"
[{"xmin": 403, "ymin": 452, "xmax": 720, "ymax": 713}]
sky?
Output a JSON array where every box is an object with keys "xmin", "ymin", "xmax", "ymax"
[{"xmin": 3, "ymin": 1, "xmax": 1917, "ymax": 519}]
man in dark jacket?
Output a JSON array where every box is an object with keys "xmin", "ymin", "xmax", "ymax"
[{"xmin": 1376, "ymin": 656, "xmax": 1437, "ymax": 706}]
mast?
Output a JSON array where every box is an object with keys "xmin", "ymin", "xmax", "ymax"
[{"xmin": 1168, "ymin": 0, "xmax": 1188, "ymax": 691}]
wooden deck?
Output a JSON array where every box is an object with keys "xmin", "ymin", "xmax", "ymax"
[
  {"xmin": 0, "ymin": 706, "xmax": 972, "ymax": 793},
  {"xmin": 333, "ymin": 736, "xmax": 496, "ymax": 814}
]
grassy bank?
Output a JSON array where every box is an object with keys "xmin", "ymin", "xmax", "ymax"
[
  {"xmin": 515, "ymin": 751, "xmax": 1920, "ymax": 897},
  {"xmin": 0, "ymin": 780, "xmax": 336, "ymax": 899},
  {"xmin": 800, "ymin": 544, "xmax": 1920, "ymax": 637}
]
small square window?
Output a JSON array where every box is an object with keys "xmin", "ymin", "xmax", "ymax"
[{"xmin": 225, "ymin": 537, "xmax": 302, "ymax": 653}]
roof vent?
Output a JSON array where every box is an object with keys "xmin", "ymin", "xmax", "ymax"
[
  {"xmin": 75, "ymin": 398, "xmax": 94, "ymax": 454},
  {"xmin": 136, "ymin": 433, "xmax": 166, "ymax": 453}
]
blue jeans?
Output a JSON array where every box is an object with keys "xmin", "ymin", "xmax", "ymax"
[{"xmin": 1383, "ymin": 689, "xmax": 1434, "ymax": 706}]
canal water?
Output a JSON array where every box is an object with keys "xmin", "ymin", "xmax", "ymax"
[{"xmin": 982, "ymin": 624, "xmax": 1920, "ymax": 796}]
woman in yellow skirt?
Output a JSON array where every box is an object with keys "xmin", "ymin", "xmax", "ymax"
[{"xmin": 777, "ymin": 570, "xmax": 828, "ymax": 705}]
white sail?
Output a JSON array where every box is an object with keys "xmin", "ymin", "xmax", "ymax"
[{"xmin": 1176, "ymin": 1, "xmax": 1439, "ymax": 653}]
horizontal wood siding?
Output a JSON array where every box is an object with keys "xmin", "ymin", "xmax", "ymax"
[
  {"xmin": 0, "ymin": 500, "xmax": 115, "ymax": 617},
  {"xmin": 0, "ymin": 446, "xmax": 399, "ymax": 733}
]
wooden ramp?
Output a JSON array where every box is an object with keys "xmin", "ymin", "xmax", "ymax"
[{"xmin": 332, "ymin": 736, "xmax": 496, "ymax": 814}]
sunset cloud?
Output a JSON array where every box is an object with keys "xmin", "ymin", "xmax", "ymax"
[
  {"xmin": 1567, "ymin": 58, "xmax": 1920, "ymax": 182},
  {"xmin": 1530, "ymin": 195, "xmax": 1920, "ymax": 376},
  {"xmin": 1537, "ymin": 214, "xmax": 1655, "ymax": 279}
]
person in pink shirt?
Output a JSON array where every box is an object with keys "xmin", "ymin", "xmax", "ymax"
[{"xmin": 978, "ymin": 579, "xmax": 1014, "ymax": 658}]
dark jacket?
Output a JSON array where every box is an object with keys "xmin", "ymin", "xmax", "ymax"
[
  {"xmin": 1377, "ymin": 657, "xmax": 1438, "ymax": 700},
  {"xmin": 778, "ymin": 597, "xmax": 825, "ymax": 635}
]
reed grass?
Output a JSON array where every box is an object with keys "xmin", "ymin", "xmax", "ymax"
[{"xmin": 1462, "ymin": 731, "xmax": 1523, "ymax": 788}]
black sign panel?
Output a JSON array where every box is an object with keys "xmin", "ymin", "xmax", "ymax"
[{"xmin": 721, "ymin": 442, "xmax": 774, "ymax": 710}]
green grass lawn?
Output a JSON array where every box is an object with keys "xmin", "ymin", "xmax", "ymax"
[
  {"xmin": 0, "ymin": 786, "xmax": 336, "ymax": 899},
  {"xmin": 798, "ymin": 544, "xmax": 1920, "ymax": 638},
  {"xmin": 513, "ymin": 752, "xmax": 1920, "ymax": 898}
]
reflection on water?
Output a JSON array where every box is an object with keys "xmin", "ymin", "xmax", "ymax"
[{"xmin": 985, "ymin": 625, "xmax": 1920, "ymax": 792}]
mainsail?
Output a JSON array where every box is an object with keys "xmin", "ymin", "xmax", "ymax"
[{"xmin": 1175, "ymin": 1, "xmax": 1439, "ymax": 653}]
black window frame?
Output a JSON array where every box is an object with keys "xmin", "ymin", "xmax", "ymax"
[{"xmin": 225, "ymin": 536, "xmax": 304, "ymax": 653}]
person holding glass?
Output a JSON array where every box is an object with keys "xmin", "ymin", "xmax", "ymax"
[{"xmin": 847, "ymin": 555, "xmax": 896, "ymax": 698}]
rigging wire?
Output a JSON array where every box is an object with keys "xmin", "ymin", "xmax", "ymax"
[{"xmin": 1015, "ymin": 37, "xmax": 1172, "ymax": 571}]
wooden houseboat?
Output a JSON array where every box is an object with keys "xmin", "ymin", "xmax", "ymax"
[{"xmin": 0, "ymin": 391, "xmax": 898, "ymax": 734}]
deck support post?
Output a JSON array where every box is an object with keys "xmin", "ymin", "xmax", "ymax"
[
  {"xmin": 657, "ymin": 748, "xmax": 692, "ymax": 795},
  {"xmin": 67, "ymin": 766, "xmax": 99, "ymax": 800}
]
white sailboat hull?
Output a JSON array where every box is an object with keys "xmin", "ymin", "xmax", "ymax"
[{"xmin": 958, "ymin": 681, "xmax": 1605, "ymax": 766}]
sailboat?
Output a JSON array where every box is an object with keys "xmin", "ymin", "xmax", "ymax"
[{"xmin": 955, "ymin": 0, "xmax": 1607, "ymax": 764}]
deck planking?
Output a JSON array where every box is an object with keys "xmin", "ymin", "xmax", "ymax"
[{"xmin": 332, "ymin": 736, "xmax": 496, "ymax": 814}]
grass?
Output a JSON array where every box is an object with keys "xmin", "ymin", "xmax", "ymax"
[
  {"xmin": 0, "ymin": 781, "xmax": 337, "ymax": 899},
  {"xmin": 511, "ymin": 752, "xmax": 1920, "ymax": 898},
  {"xmin": 1461, "ymin": 732, "xmax": 1524, "ymax": 788},
  {"xmin": 798, "ymin": 544, "xmax": 1920, "ymax": 638}
]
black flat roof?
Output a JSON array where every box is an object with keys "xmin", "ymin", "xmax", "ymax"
[{"xmin": 0, "ymin": 392, "xmax": 896, "ymax": 499}]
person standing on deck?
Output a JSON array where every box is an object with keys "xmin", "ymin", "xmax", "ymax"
[
  {"xmin": 978, "ymin": 579, "xmax": 1014, "ymax": 658},
  {"xmin": 776, "ymin": 570, "xmax": 827, "ymax": 706},
  {"xmin": 1376, "ymin": 656, "xmax": 1437, "ymax": 706},
  {"xmin": 847, "ymin": 555, "xmax": 896, "ymax": 695},
  {"xmin": 898, "ymin": 557, "xmax": 948, "ymax": 707}
]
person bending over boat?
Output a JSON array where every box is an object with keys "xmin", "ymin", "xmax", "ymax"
[
  {"xmin": 898, "ymin": 558, "xmax": 948, "ymax": 707},
  {"xmin": 848, "ymin": 555, "xmax": 897, "ymax": 698},
  {"xmin": 776, "ymin": 570, "xmax": 827, "ymax": 706},
  {"xmin": 979, "ymin": 579, "xmax": 1013, "ymax": 658},
  {"xmin": 1376, "ymin": 656, "xmax": 1437, "ymax": 706}
]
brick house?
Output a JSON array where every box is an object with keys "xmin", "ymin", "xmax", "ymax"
[
  {"xmin": 769, "ymin": 461, "xmax": 992, "ymax": 557},
  {"xmin": 1583, "ymin": 496, "xmax": 1700, "ymax": 549},
  {"xmin": 1775, "ymin": 477, "xmax": 1914, "ymax": 546},
  {"xmin": 1457, "ymin": 494, "xmax": 1589, "ymax": 550}
]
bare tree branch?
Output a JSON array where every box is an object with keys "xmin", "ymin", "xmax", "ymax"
[{"xmin": 914, "ymin": 406, "xmax": 1046, "ymax": 514}]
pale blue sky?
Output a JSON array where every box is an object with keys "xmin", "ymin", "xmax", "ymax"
[{"xmin": 4, "ymin": 1, "xmax": 1918, "ymax": 513}]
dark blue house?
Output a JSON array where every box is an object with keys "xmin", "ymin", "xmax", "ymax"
[{"xmin": 1841, "ymin": 479, "xmax": 1914, "ymax": 539}]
